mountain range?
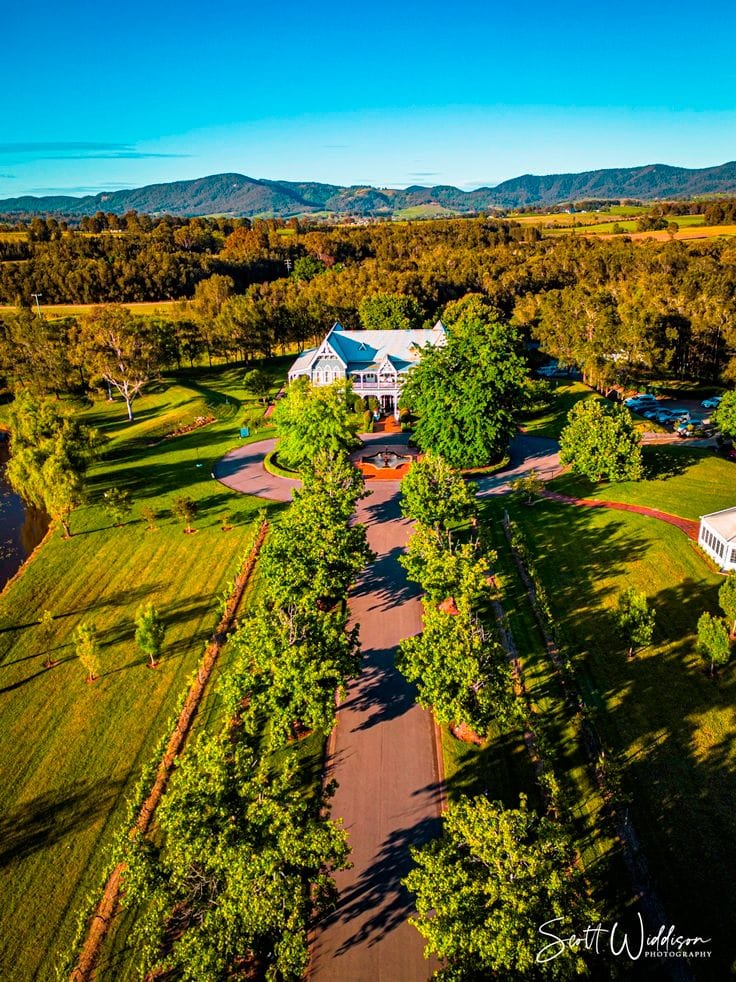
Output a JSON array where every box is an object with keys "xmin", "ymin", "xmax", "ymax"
[{"xmin": 2, "ymin": 162, "xmax": 736, "ymax": 218}]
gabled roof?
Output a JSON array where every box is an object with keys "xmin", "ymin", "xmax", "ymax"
[{"xmin": 288, "ymin": 321, "xmax": 446, "ymax": 379}]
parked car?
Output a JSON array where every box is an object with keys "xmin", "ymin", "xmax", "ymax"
[
  {"xmin": 624, "ymin": 394, "xmax": 657, "ymax": 408},
  {"xmin": 701, "ymin": 396, "xmax": 722, "ymax": 409}
]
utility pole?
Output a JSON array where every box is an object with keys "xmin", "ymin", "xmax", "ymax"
[
  {"xmin": 285, "ymin": 257, "xmax": 292, "ymax": 274},
  {"xmin": 31, "ymin": 293, "xmax": 43, "ymax": 317}
]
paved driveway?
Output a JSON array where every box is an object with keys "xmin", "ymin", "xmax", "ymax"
[
  {"xmin": 311, "ymin": 481, "xmax": 441, "ymax": 981},
  {"xmin": 212, "ymin": 438, "xmax": 299, "ymax": 502},
  {"xmin": 476, "ymin": 434, "xmax": 561, "ymax": 497}
]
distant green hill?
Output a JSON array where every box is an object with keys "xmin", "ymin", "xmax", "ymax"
[{"xmin": 2, "ymin": 161, "xmax": 736, "ymax": 218}]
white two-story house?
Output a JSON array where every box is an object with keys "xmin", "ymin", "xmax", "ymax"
[{"xmin": 288, "ymin": 320, "xmax": 446, "ymax": 418}]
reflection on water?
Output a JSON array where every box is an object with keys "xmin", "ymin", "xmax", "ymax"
[{"xmin": 0, "ymin": 439, "xmax": 50, "ymax": 591}]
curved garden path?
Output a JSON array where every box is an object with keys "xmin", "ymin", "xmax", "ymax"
[{"xmin": 541, "ymin": 491, "xmax": 700, "ymax": 540}]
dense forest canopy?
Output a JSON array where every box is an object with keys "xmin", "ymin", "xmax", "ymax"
[{"xmin": 1, "ymin": 213, "xmax": 735, "ymax": 391}]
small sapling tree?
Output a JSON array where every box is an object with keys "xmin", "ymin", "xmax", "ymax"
[
  {"xmin": 103, "ymin": 487, "xmax": 133, "ymax": 526},
  {"xmin": 38, "ymin": 609, "xmax": 57, "ymax": 668},
  {"xmin": 616, "ymin": 588, "xmax": 655, "ymax": 659},
  {"xmin": 74, "ymin": 622, "xmax": 101, "ymax": 683},
  {"xmin": 172, "ymin": 495, "xmax": 198, "ymax": 533},
  {"xmin": 697, "ymin": 612, "xmax": 731, "ymax": 678},
  {"xmin": 140, "ymin": 505, "xmax": 157, "ymax": 531},
  {"xmin": 135, "ymin": 603, "xmax": 166, "ymax": 669}
]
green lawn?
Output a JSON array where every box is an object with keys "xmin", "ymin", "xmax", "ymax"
[
  {"xmin": 0, "ymin": 362, "xmax": 287, "ymax": 981},
  {"xmin": 551, "ymin": 445, "xmax": 736, "ymax": 520},
  {"xmin": 509, "ymin": 494, "xmax": 736, "ymax": 976},
  {"xmin": 522, "ymin": 381, "xmax": 598, "ymax": 440}
]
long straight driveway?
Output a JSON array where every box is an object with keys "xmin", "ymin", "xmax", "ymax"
[{"xmin": 310, "ymin": 479, "xmax": 442, "ymax": 982}]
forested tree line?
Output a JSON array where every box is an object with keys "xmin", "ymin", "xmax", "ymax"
[{"xmin": 1, "ymin": 215, "xmax": 735, "ymax": 386}]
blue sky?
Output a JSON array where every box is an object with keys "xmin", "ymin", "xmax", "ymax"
[{"xmin": 3, "ymin": 0, "xmax": 736, "ymax": 198}]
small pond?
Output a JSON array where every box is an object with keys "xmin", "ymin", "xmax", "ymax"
[{"xmin": 0, "ymin": 437, "xmax": 49, "ymax": 591}]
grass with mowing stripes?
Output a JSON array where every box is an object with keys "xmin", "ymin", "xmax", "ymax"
[
  {"xmin": 0, "ymin": 362, "xmax": 287, "ymax": 981},
  {"xmin": 510, "ymin": 495, "xmax": 736, "ymax": 977},
  {"xmin": 550, "ymin": 445, "xmax": 736, "ymax": 520}
]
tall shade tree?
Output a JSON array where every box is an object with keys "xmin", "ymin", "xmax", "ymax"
[
  {"xmin": 400, "ymin": 525, "xmax": 493, "ymax": 604},
  {"xmin": 120, "ymin": 738, "xmax": 349, "ymax": 981},
  {"xmin": 399, "ymin": 316, "xmax": 527, "ymax": 468},
  {"xmin": 719, "ymin": 573, "xmax": 736, "ymax": 639},
  {"xmin": 243, "ymin": 367, "xmax": 272, "ymax": 404},
  {"xmin": 6, "ymin": 392, "xmax": 101, "ymax": 538},
  {"xmin": 615, "ymin": 588, "xmax": 655, "ymax": 659},
  {"xmin": 400, "ymin": 453, "xmax": 477, "ymax": 538},
  {"xmin": 80, "ymin": 305, "xmax": 163, "ymax": 421},
  {"xmin": 224, "ymin": 604, "xmax": 360, "ymax": 746},
  {"xmin": 396, "ymin": 597, "xmax": 515, "ymax": 735},
  {"xmin": 260, "ymin": 452, "xmax": 372, "ymax": 610},
  {"xmin": 405, "ymin": 795, "xmax": 597, "ymax": 980},
  {"xmin": 273, "ymin": 378, "xmax": 360, "ymax": 470},
  {"xmin": 358, "ymin": 293, "xmax": 423, "ymax": 331},
  {"xmin": 696, "ymin": 612, "xmax": 731, "ymax": 678},
  {"xmin": 559, "ymin": 400, "xmax": 643, "ymax": 483},
  {"xmin": 713, "ymin": 390, "xmax": 736, "ymax": 440}
]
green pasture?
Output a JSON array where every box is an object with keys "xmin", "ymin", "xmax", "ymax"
[
  {"xmin": 510, "ymin": 493, "xmax": 735, "ymax": 975},
  {"xmin": 0, "ymin": 361, "xmax": 288, "ymax": 980}
]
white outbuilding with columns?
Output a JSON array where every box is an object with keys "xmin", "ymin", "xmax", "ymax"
[{"xmin": 699, "ymin": 507, "xmax": 736, "ymax": 571}]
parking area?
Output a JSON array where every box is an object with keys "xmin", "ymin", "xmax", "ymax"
[{"xmin": 625, "ymin": 394, "xmax": 719, "ymax": 435}]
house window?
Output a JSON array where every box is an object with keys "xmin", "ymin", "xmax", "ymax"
[{"xmin": 731, "ymin": 547, "xmax": 736, "ymax": 563}]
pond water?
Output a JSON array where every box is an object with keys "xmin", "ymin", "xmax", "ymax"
[{"xmin": 0, "ymin": 438, "xmax": 49, "ymax": 591}]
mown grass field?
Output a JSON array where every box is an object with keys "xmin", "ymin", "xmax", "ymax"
[
  {"xmin": 0, "ymin": 300, "xmax": 184, "ymax": 318},
  {"xmin": 509, "ymin": 488, "xmax": 736, "ymax": 977},
  {"xmin": 521, "ymin": 381, "xmax": 665, "ymax": 442},
  {"xmin": 551, "ymin": 445, "xmax": 736, "ymax": 520},
  {"xmin": 0, "ymin": 361, "xmax": 288, "ymax": 980}
]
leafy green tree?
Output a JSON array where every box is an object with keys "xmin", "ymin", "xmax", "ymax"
[
  {"xmin": 615, "ymin": 587, "xmax": 655, "ymax": 659},
  {"xmin": 120, "ymin": 738, "xmax": 349, "ymax": 981},
  {"xmin": 292, "ymin": 255, "xmax": 326, "ymax": 281},
  {"xmin": 135, "ymin": 603, "xmax": 166, "ymax": 668},
  {"xmin": 80, "ymin": 305, "xmax": 163, "ymax": 421},
  {"xmin": 396, "ymin": 597, "xmax": 514, "ymax": 734},
  {"xmin": 172, "ymin": 495, "xmax": 198, "ymax": 533},
  {"xmin": 260, "ymin": 452, "xmax": 372, "ymax": 609},
  {"xmin": 511, "ymin": 469, "xmax": 544, "ymax": 504},
  {"xmin": 719, "ymin": 573, "xmax": 736, "ymax": 639},
  {"xmin": 74, "ymin": 622, "xmax": 100, "ymax": 683},
  {"xmin": 713, "ymin": 390, "xmax": 736, "ymax": 439},
  {"xmin": 273, "ymin": 378, "xmax": 360, "ymax": 470},
  {"xmin": 405, "ymin": 795, "xmax": 597, "ymax": 980},
  {"xmin": 400, "ymin": 316, "xmax": 527, "ymax": 467},
  {"xmin": 400, "ymin": 524, "xmax": 492, "ymax": 603},
  {"xmin": 102, "ymin": 487, "xmax": 133, "ymax": 526},
  {"xmin": 6, "ymin": 392, "xmax": 101, "ymax": 538},
  {"xmin": 225, "ymin": 605, "xmax": 360, "ymax": 745},
  {"xmin": 358, "ymin": 293, "xmax": 423, "ymax": 331},
  {"xmin": 400, "ymin": 453, "xmax": 477, "ymax": 537},
  {"xmin": 243, "ymin": 367, "xmax": 271, "ymax": 404},
  {"xmin": 38, "ymin": 609, "xmax": 57, "ymax": 669},
  {"xmin": 696, "ymin": 612, "xmax": 731, "ymax": 677},
  {"xmin": 559, "ymin": 400, "xmax": 643, "ymax": 482}
]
